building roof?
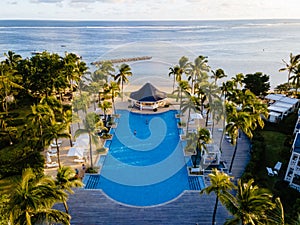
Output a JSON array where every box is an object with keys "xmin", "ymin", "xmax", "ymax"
[
  {"xmin": 265, "ymin": 94, "xmax": 299, "ymax": 105},
  {"xmin": 293, "ymin": 133, "xmax": 300, "ymax": 154},
  {"xmin": 265, "ymin": 94, "xmax": 285, "ymax": 101},
  {"xmin": 129, "ymin": 82, "xmax": 167, "ymax": 102},
  {"xmin": 268, "ymin": 105, "xmax": 289, "ymax": 113},
  {"xmin": 273, "ymin": 101, "xmax": 294, "ymax": 109}
]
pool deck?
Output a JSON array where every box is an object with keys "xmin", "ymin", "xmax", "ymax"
[{"xmin": 56, "ymin": 98, "xmax": 251, "ymax": 224}]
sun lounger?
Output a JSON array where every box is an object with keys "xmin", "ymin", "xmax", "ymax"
[
  {"xmin": 274, "ymin": 161, "xmax": 282, "ymax": 172},
  {"xmin": 48, "ymin": 149, "xmax": 57, "ymax": 154},
  {"xmin": 266, "ymin": 167, "xmax": 274, "ymax": 176},
  {"xmin": 74, "ymin": 158, "xmax": 85, "ymax": 163},
  {"xmin": 191, "ymin": 167, "xmax": 200, "ymax": 173},
  {"xmin": 46, "ymin": 162, "xmax": 59, "ymax": 168}
]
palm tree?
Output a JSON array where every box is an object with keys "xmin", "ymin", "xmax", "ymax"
[
  {"xmin": 232, "ymin": 73, "xmax": 244, "ymax": 89},
  {"xmin": 55, "ymin": 166, "xmax": 83, "ymax": 214},
  {"xmin": 2, "ymin": 168, "xmax": 70, "ymax": 225},
  {"xmin": 201, "ymin": 81, "xmax": 220, "ymax": 127},
  {"xmin": 169, "ymin": 56, "xmax": 189, "ymax": 91},
  {"xmin": 4, "ymin": 50, "xmax": 22, "ymax": 69},
  {"xmin": 98, "ymin": 100, "xmax": 112, "ymax": 123},
  {"xmin": 279, "ymin": 53, "xmax": 300, "ymax": 88},
  {"xmin": 187, "ymin": 55, "xmax": 210, "ymax": 94},
  {"xmin": 114, "ymin": 63, "xmax": 132, "ymax": 101},
  {"xmin": 43, "ymin": 121, "xmax": 71, "ymax": 168},
  {"xmin": 289, "ymin": 64, "xmax": 300, "ymax": 94},
  {"xmin": 92, "ymin": 61, "xmax": 115, "ymax": 82},
  {"xmin": 61, "ymin": 109, "xmax": 74, "ymax": 147},
  {"xmin": 75, "ymin": 112, "xmax": 104, "ymax": 169},
  {"xmin": 226, "ymin": 106, "xmax": 253, "ymax": 173},
  {"xmin": 211, "ymin": 68, "xmax": 227, "ymax": 85},
  {"xmin": 200, "ymin": 168, "xmax": 235, "ymax": 225},
  {"xmin": 181, "ymin": 93, "xmax": 199, "ymax": 134},
  {"xmin": 27, "ymin": 103, "xmax": 55, "ymax": 137},
  {"xmin": 105, "ymin": 81, "xmax": 120, "ymax": 114},
  {"xmin": 63, "ymin": 52, "xmax": 87, "ymax": 91},
  {"xmin": 194, "ymin": 127, "xmax": 212, "ymax": 168},
  {"xmin": 0, "ymin": 61, "xmax": 23, "ymax": 115},
  {"xmin": 223, "ymin": 179, "xmax": 276, "ymax": 225},
  {"xmin": 172, "ymin": 80, "xmax": 191, "ymax": 113}
]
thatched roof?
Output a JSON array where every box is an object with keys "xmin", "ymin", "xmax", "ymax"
[{"xmin": 129, "ymin": 82, "xmax": 167, "ymax": 102}]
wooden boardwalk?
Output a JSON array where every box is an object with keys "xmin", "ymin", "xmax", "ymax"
[{"xmin": 61, "ymin": 126, "xmax": 251, "ymax": 224}]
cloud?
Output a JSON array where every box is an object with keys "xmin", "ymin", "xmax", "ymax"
[
  {"xmin": 30, "ymin": 0, "xmax": 63, "ymax": 3},
  {"xmin": 6, "ymin": 0, "xmax": 18, "ymax": 4}
]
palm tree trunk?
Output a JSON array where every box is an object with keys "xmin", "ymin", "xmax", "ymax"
[
  {"xmin": 212, "ymin": 196, "xmax": 219, "ymax": 225},
  {"xmin": 229, "ymin": 137, "xmax": 238, "ymax": 173},
  {"xmin": 219, "ymin": 119, "xmax": 226, "ymax": 152},
  {"xmin": 89, "ymin": 133, "xmax": 93, "ymax": 168},
  {"xmin": 186, "ymin": 106, "xmax": 191, "ymax": 134},
  {"xmin": 69, "ymin": 126, "xmax": 73, "ymax": 147},
  {"xmin": 56, "ymin": 138, "xmax": 61, "ymax": 168},
  {"xmin": 63, "ymin": 200, "xmax": 69, "ymax": 214}
]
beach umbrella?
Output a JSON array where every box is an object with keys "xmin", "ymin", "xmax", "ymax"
[
  {"xmin": 67, "ymin": 146, "xmax": 84, "ymax": 158},
  {"xmin": 190, "ymin": 113, "xmax": 203, "ymax": 119}
]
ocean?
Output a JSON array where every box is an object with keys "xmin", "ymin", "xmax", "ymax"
[{"xmin": 1, "ymin": 19, "xmax": 300, "ymax": 88}]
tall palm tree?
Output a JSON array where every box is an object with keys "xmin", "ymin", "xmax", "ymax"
[
  {"xmin": 0, "ymin": 61, "xmax": 23, "ymax": 115},
  {"xmin": 211, "ymin": 68, "xmax": 227, "ymax": 85},
  {"xmin": 27, "ymin": 103, "xmax": 55, "ymax": 137},
  {"xmin": 289, "ymin": 64, "xmax": 300, "ymax": 94},
  {"xmin": 92, "ymin": 61, "xmax": 115, "ymax": 82},
  {"xmin": 55, "ymin": 166, "xmax": 83, "ymax": 214},
  {"xmin": 105, "ymin": 81, "xmax": 120, "ymax": 115},
  {"xmin": 226, "ymin": 106, "xmax": 253, "ymax": 173},
  {"xmin": 181, "ymin": 93, "xmax": 199, "ymax": 134},
  {"xmin": 75, "ymin": 112, "xmax": 104, "ymax": 169},
  {"xmin": 61, "ymin": 109, "xmax": 74, "ymax": 147},
  {"xmin": 98, "ymin": 100, "xmax": 112, "ymax": 123},
  {"xmin": 187, "ymin": 55, "xmax": 210, "ymax": 94},
  {"xmin": 4, "ymin": 50, "xmax": 22, "ymax": 69},
  {"xmin": 169, "ymin": 56, "xmax": 189, "ymax": 91},
  {"xmin": 200, "ymin": 168, "xmax": 235, "ymax": 225},
  {"xmin": 63, "ymin": 52, "xmax": 87, "ymax": 92},
  {"xmin": 232, "ymin": 73, "xmax": 244, "ymax": 89},
  {"xmin": 279, "ymin": 53, "xmax": 300, "ymax": 88},
  {"xmin": 114, "ymin": 63, "xmax": 132, "ymax": 101},
  {"xmin": 43, "ymin": 121, "xmax": 71, "ymax": 168},
  {"xmin": 194, "ymin": 127, "xmax": 212, "ymax": 167},
  {"xmin": 1, "ymin": 168, "xmax": 70, "ymax": 225},
  {"xmin": 223, "ymin": 179, "xmax": 276, "ymax": 225},
  {"xmin": 173, "ymin": 80, "xmax": 191, "ymax": 113}
]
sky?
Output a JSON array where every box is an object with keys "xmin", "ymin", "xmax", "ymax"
[{"xmin": 1, "ymin": 0, "xmax": 300, "ymax": 21}]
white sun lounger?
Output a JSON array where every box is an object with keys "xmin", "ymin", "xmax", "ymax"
[
  {"xmin": 266, "ymin": 167, "xmax": 274, "ymax": 176},
  {"xmin": 274, "ymin": 161, "xmax": 282, "ymax": 172},
  {"xmin": 46, "ymin": 162, "xmax": 59, "ymax": 168},
  {"xmin": 74, "ymin": 158, "xmax": 85, "ymax": 163}
]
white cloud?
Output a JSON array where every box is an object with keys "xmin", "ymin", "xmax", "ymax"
[{"xmin": 1, "ymin": 0, "xmax": 300, "ymax": 20}]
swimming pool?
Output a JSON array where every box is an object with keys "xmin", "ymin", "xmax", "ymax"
[{"xmin": 85, "ymin": 109, "xmax": 204, "ymax": 206}]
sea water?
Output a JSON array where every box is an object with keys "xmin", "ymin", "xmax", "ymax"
[{"xmin": 1, "ymin": 19, "xmax": 300, "ymax": 88}]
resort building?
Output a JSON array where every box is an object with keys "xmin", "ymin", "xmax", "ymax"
[
  {"xmin": 129, "ymin": 82, "xmax": 167, "ymax": 111},
  {"xmin": 284, "ymin": 132, "xmax": 300, "ymax": 191},
  {"xmin": 265, "ymin": 94, "xmax": 299, "ymax": 123}
]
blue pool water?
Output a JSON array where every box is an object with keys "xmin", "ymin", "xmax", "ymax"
[{"xmin": 87, "ymin": 110, "xmax": 204, "ymax": 206}]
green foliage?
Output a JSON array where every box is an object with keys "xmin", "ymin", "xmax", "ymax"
[
  {"xmin": 0, "ymin": 145, "xmax": 44, "ymax": 179},
  {"xmin": 242, "ymin": 72, "xmax": 270, "ymax": 96},
  {"xmin": 85, "ymin": 167, "xmax": 98, "ymax": 173}
]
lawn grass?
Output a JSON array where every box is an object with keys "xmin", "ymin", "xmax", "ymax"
[
  {"xmin": 259, "ymin": 131, "xmax": 290, "ymax": 190},
  {"xmin": 245, "ymin": 112, "xmax": 300, "ymax": 222}
]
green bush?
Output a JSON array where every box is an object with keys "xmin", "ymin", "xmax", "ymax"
[{"xmin": 86, "ymin": 167, "xmax": 97, "ymax": 173}]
